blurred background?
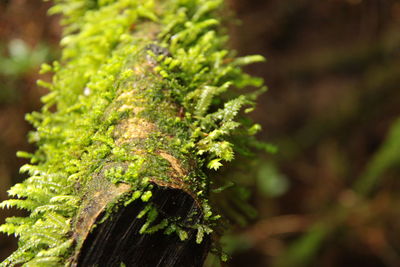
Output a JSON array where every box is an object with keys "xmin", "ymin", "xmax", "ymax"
[{"xmin": 1, "ymin": 0, "xmax": 400, "ymax": 266}]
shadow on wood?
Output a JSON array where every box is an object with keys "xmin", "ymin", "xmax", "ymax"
[{"xmin": 75, "ymin": 184, "xmax": 211, "ymax": 267}]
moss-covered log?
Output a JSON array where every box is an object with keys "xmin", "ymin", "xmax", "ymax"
[{"xmin": 0, "ymin": 0, "xmax": 267, "ymax": 266}]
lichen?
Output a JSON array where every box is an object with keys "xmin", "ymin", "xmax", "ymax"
[{"xmin": 0, "ymin": 0, "xmax": 269, "ymax": 266}]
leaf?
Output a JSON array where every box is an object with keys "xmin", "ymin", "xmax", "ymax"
[{"xmin": 207, "ymin": 158, "xmax": 222, "ymax": 170}]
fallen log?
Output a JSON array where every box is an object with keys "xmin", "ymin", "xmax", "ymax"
[{"xmin": 0, "ymin": 1, "xmax": 267, "ymax": 266}]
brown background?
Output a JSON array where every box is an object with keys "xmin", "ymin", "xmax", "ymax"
[{"xmin": 1, "ymin": 0, "xmax": 400, "ymax": 266}]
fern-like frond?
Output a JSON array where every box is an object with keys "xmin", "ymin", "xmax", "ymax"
[
  {"xmin": 0, "ymin": 199, "xmax": 40, "ymax": 211},
  {"xmin": 1, "ymin": 0, "xmax": 269, "ymax": 265}
]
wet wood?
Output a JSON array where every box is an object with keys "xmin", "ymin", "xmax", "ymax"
[{"xmin": 74, "ymin": 184, "xmax": 210, "ymax": 267}]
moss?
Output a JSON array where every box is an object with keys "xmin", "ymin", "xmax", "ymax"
[{"xmin": 0, "ymin": 0, "xmax": 269, "ymax": 266}]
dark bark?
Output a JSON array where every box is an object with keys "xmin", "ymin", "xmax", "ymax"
[{"xmin": 74, "ymin": 184, "xmax": 210, "ymax": 267}]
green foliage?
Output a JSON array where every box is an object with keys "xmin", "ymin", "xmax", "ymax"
[
  {"xmin": 0, "ymin": 39, "xmax": 52, "ymax": 104},
  {"xmin": 257, "ymin": 162, "xmax": 289, "ymax": 197},
  {"xmin": 273, "ymin": 223, "xmax": 330, "ymax": 267},
  {"xmin": 355, "ymin": 117, "xmax": 400, "ymax": 195},
  {"xmin": 1, "ymin": 0, "xmax": 268, "ymax": 265},
  {"xmin": 0, "ymin": 39, "xmax": 50, "ymax": 77}
]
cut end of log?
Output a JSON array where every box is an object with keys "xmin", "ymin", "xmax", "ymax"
[{"xmin": 72, "ymin": 184, "xmax": 210, "ymax": 267}]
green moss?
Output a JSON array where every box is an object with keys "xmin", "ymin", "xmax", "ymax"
[{"xmin": 0, "ymin": 0, "xmax": 269, "ymax": 266}]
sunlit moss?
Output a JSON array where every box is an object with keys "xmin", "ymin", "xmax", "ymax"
[{"xmin": 0, "ymin": 0, "xmax": 267, "ymax": 266}]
